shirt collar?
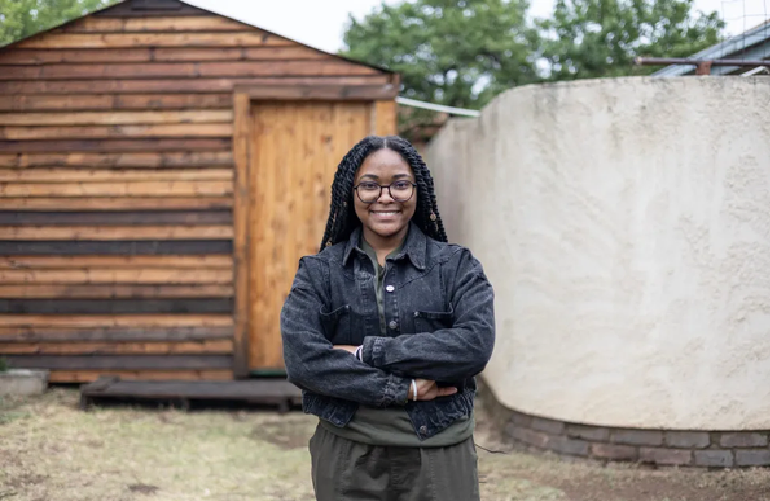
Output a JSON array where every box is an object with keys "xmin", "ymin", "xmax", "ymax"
[{"xmin": 342, "ymin": 222, "xmax": 427, "ymax": 270}]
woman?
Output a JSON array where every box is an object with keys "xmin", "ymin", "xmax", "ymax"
[{"xmin": 280, "ymin": 135, "xmax": 495, "ymax": 501}]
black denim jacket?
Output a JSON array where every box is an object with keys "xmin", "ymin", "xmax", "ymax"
[{"xmin": 280, "ymin": 222, "xmax": 495, "ymax": 440}]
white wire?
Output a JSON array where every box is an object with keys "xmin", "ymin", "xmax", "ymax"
[
  {"xmin": 395, "ymin": 97, "xmax": 480, "ymax": 117},
  {"xmin": 742, "ymin": 65, "xmax": 770, "ymax": 75}
]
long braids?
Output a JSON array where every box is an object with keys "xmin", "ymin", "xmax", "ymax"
[{"xmin": 319, "ymin": 135, "xmax": 448, "ymax": 251}]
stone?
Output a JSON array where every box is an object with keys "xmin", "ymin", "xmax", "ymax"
[
  {"xmin": 510, "ymin": 427, "xmax": 550, "ymax": 449},
  {"xmin": 0, "ymin": 369, "xmax": 49, "ymax": 396},
  {"xmin": 639, "ymin": 448, "xmax": 693, "ymax": 466},
  {"xmin": 530, "ymin": 416, "xmax": 565, "ymax": 435},
  {"xmin": 610, "ymin": 429, "xmax": 664, "ymax": 446},
  {"xmin": 548, "ymin": 436, "xmax": 589, "ymax": 457},
  {"xmin": 510, "ymin": 411, "xmax": 532, "ymax": 428},
  {"xmin": 665, "ymin": 431, "xmax": 710, "ymax": 448},
  {"xmin": 591, "ymin": 444, "xmax": 638, "ymax": 461},
  {"xmin": 694, "ymin": 450, "xmax": 734, "ymax": 468},
  {"xmin": 719, "ymin": 433, "xmax": 768, "ymax": 448},
  {"xmin": 566, "ymin": 424, "xmax": 610, "ymax": 441},
  {"xmin": 736, "ymin": 450, "xmax": 770, "ymax": 467}
]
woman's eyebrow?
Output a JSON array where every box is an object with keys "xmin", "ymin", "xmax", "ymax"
[{"xmin": 357, "ymin": 174, "xmax": 412, "ymax": 181}]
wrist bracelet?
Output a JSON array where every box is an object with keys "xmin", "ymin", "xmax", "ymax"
[
  {"xmin": 354, "ymin": 345, "xmax": 363, "ymax": 361},
  {"xmin": 411, "ymin": 379, "xmax": 418, "ymax": 402}
]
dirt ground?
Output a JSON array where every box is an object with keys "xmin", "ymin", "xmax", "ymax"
[{"xmin": 2, "ymin": 389, "xmax": 770, "ymax": 501}]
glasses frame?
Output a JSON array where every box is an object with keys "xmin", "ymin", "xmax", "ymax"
[{"xmin": 353, "ymin": 181, "xmax": 417, "ymax": 204}]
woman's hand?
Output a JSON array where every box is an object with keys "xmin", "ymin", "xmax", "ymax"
[{"xmin": 408, "ymin": 379, "xmax": 457, "ymax": 401}]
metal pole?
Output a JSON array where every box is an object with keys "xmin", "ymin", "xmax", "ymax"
[{"xmin": 634, "ymin": 57, "xmax": 770, "ymax": 68}]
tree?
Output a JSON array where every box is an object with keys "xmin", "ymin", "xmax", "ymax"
[
  {"xmin": 536, "ymin": 0, "xmax": 725, "ymax": 80},
  {"xmin": 341, "ymin": 0, "xmax": 539, "ymax": 110},
  {"xmin": 0, "ymin": 0, "xmax": 118, "ymax": 46}
]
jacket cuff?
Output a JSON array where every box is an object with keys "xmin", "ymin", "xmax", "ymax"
[
  {"xmin": 383, "ymin": 374, "xmax": 410, "ymax": 405},
  {"xmin": 362, "ymin": 336, "xmax": 387, "ymax": 367}
]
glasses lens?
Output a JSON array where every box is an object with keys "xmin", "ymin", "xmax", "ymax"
[
  {"xmin": 390, "ymin": 181, "xmax": 414, "ymax": 202},
  {"xmin": 357, "ymin": 183, "xmax": 381, "ymax": 203}
]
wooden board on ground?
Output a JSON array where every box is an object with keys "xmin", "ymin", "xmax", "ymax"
[{"xmin": 79, "ymin": 376, "xmax": 302, "ymax": 412}]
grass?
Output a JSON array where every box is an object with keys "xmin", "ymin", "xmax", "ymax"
[{"xmin": 1, "ymin": 389, "xmax": 770, "ymax": 501}]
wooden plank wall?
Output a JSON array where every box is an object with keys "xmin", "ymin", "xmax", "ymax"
[{"xmin": 0, "ymin": 0, "xmax": 394, "ymax": 383}]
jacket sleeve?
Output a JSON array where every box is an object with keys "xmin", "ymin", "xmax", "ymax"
[
  {"xmin": 280, "ymin": 256, "xmax": 411, "ymax": 406},
  {"xmin": 361, "ymin": 248, "xmax": 495, "ymax": 382}
]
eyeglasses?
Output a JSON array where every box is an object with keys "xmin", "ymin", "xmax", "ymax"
[{"xmin": 354, "ymin": 180, "xmax": 416, "ymax": 204}]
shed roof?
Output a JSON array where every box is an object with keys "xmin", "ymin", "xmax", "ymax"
[
  {"xmin": 0, "ymin": 0, "xmax": 395, "ymax": 75},
  {"xmin": 653, "ymin": 19, "xmax": 770, "ymax": 76}
]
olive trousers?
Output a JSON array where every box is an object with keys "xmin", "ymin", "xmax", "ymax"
[{"xmin": 308, "ymin": 424, "xmax": 480, "ymax": 501}]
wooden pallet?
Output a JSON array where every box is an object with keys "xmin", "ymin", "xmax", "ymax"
[{"xmin": 79, "ymin": 376, "xmax": 302, "ymax": 412}]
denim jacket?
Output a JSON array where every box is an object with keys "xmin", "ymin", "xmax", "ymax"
[{"xmin": 280, "ymin": 222, "xmax": 495, "ymax": 440}]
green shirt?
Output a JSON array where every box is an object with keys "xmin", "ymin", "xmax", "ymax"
[{"xmin": 319, "ymin": 231, "xmax": 474, "ymax": 447}]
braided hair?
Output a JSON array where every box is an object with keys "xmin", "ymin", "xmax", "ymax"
[{"xmin": 319, "ymin": 135, "xmax": 447, "ymax": 251}]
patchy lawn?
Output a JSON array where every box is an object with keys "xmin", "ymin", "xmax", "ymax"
[{"xmin": 1, "ymin": 389, "xmax": 769, "ymax": 501}]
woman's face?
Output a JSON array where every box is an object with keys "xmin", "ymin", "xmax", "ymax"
[{"xmin": 353, "ymin": 148, "xmax": 417, "ymax": 241}]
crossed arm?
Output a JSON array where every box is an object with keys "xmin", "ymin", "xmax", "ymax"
[{"xmin": 280, "ymin": 250, "xmax": 495, "ymax": 406}]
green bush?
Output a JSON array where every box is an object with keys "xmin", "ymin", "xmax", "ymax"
[{"xmin": 0, "ymin": 357, "xmax": 7, "ymax": 372}]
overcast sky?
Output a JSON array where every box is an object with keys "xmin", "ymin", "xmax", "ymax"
[{"xmin": 185, "ymin": 0, "xmax": 770, "ymax": 53}]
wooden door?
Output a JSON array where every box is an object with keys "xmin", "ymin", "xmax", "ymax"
[{"xmin": 232, "ymin": 87, "xmax": 397, "ymax": 376}]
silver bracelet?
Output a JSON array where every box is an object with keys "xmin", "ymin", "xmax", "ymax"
[{"xmin": 411, "ymin": 379, "xmax": 418, "ymax": 402}]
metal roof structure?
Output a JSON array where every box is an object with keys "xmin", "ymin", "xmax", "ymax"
[{"xmin": 653, "ymin": 19, "xmax": 770, "ymax": 76}]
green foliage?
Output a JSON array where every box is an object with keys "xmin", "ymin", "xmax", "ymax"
[
  {"xmin": 340, "ymin": 0, "xmax": 540, "ymax": 110},
  {"xmin": 534, "ymin": 0, "xmax": 725, "ymax": 80},
  {"xmin": 341, "ymin": 0, "xmax": 725, "ymax": 107},
  {"xmin": 0, "ymin": 357, "xmax": 7, "ymax": 373},
  {"xmin": 0, "ymin": 0, "xmax": 119, "ymax": 46}
]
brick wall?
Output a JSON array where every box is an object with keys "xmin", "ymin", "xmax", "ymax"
[{"xmin": 477, "ymin": 380, "xmax": 770, "ymax": 469}]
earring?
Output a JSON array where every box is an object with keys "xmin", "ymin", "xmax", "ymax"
[{"xmin": 430, "ymin": 211, "xmax": 436, "ymax": 222}]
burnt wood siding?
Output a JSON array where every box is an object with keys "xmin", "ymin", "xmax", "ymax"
[{"xmin": 0, "ymin": 0, "xmax": 395, "ymax": 382}]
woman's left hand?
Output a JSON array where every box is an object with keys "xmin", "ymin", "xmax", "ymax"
[{"xmin": 334, "ymin": 345, "xmax": 358, "ymax": 354}]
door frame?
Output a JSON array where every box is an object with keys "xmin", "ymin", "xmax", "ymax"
[{"xmin": 231, "ymin": 83, "xmax": 399, "ymax": 378}]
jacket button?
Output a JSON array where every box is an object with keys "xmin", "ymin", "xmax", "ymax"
[
  {"xmin": 389, "ymin": 320, "xmax": 398, "ymax": 330},
  {"xmin": 420, "ymin": 426, "xmax": 427, "ymax": 434},
  {"xmin": 385, "ymin": 285, "xmax": 395, "ymax": 293}
]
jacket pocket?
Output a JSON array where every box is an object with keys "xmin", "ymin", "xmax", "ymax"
[
  {"xmin": 412, "ymin": 305, "xmax": 454, "ymax": 332},
  {"xmin": 319, "ymin": 304, "xmax": 352, "ymax": 343}
]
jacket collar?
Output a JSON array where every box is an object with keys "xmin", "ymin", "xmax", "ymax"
[{"xmin": 342, "ymin": 222, "xmax": 427, "ymax": 271}]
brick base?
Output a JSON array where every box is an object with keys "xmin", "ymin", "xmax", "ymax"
[{"xmin": 477, "ymin": 380, "xmax": 770, "ymax": 469}]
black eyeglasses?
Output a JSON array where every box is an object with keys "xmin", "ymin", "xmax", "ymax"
[{"xmin": 354, "ymin": 181, "xmax": 416, "ymax": 204}]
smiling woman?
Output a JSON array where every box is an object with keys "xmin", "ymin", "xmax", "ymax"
[
  {"xmin": 353, "ymin": 148, "xmax": 418, "ymax": 261},
  {"xmin": 280, "ymin": 135, "xmax": 496, "ymax": 501}
]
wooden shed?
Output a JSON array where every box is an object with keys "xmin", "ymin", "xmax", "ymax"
[{"xmin": 0, "ymin": 0, "xmax": 399, "ymax": 384}]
